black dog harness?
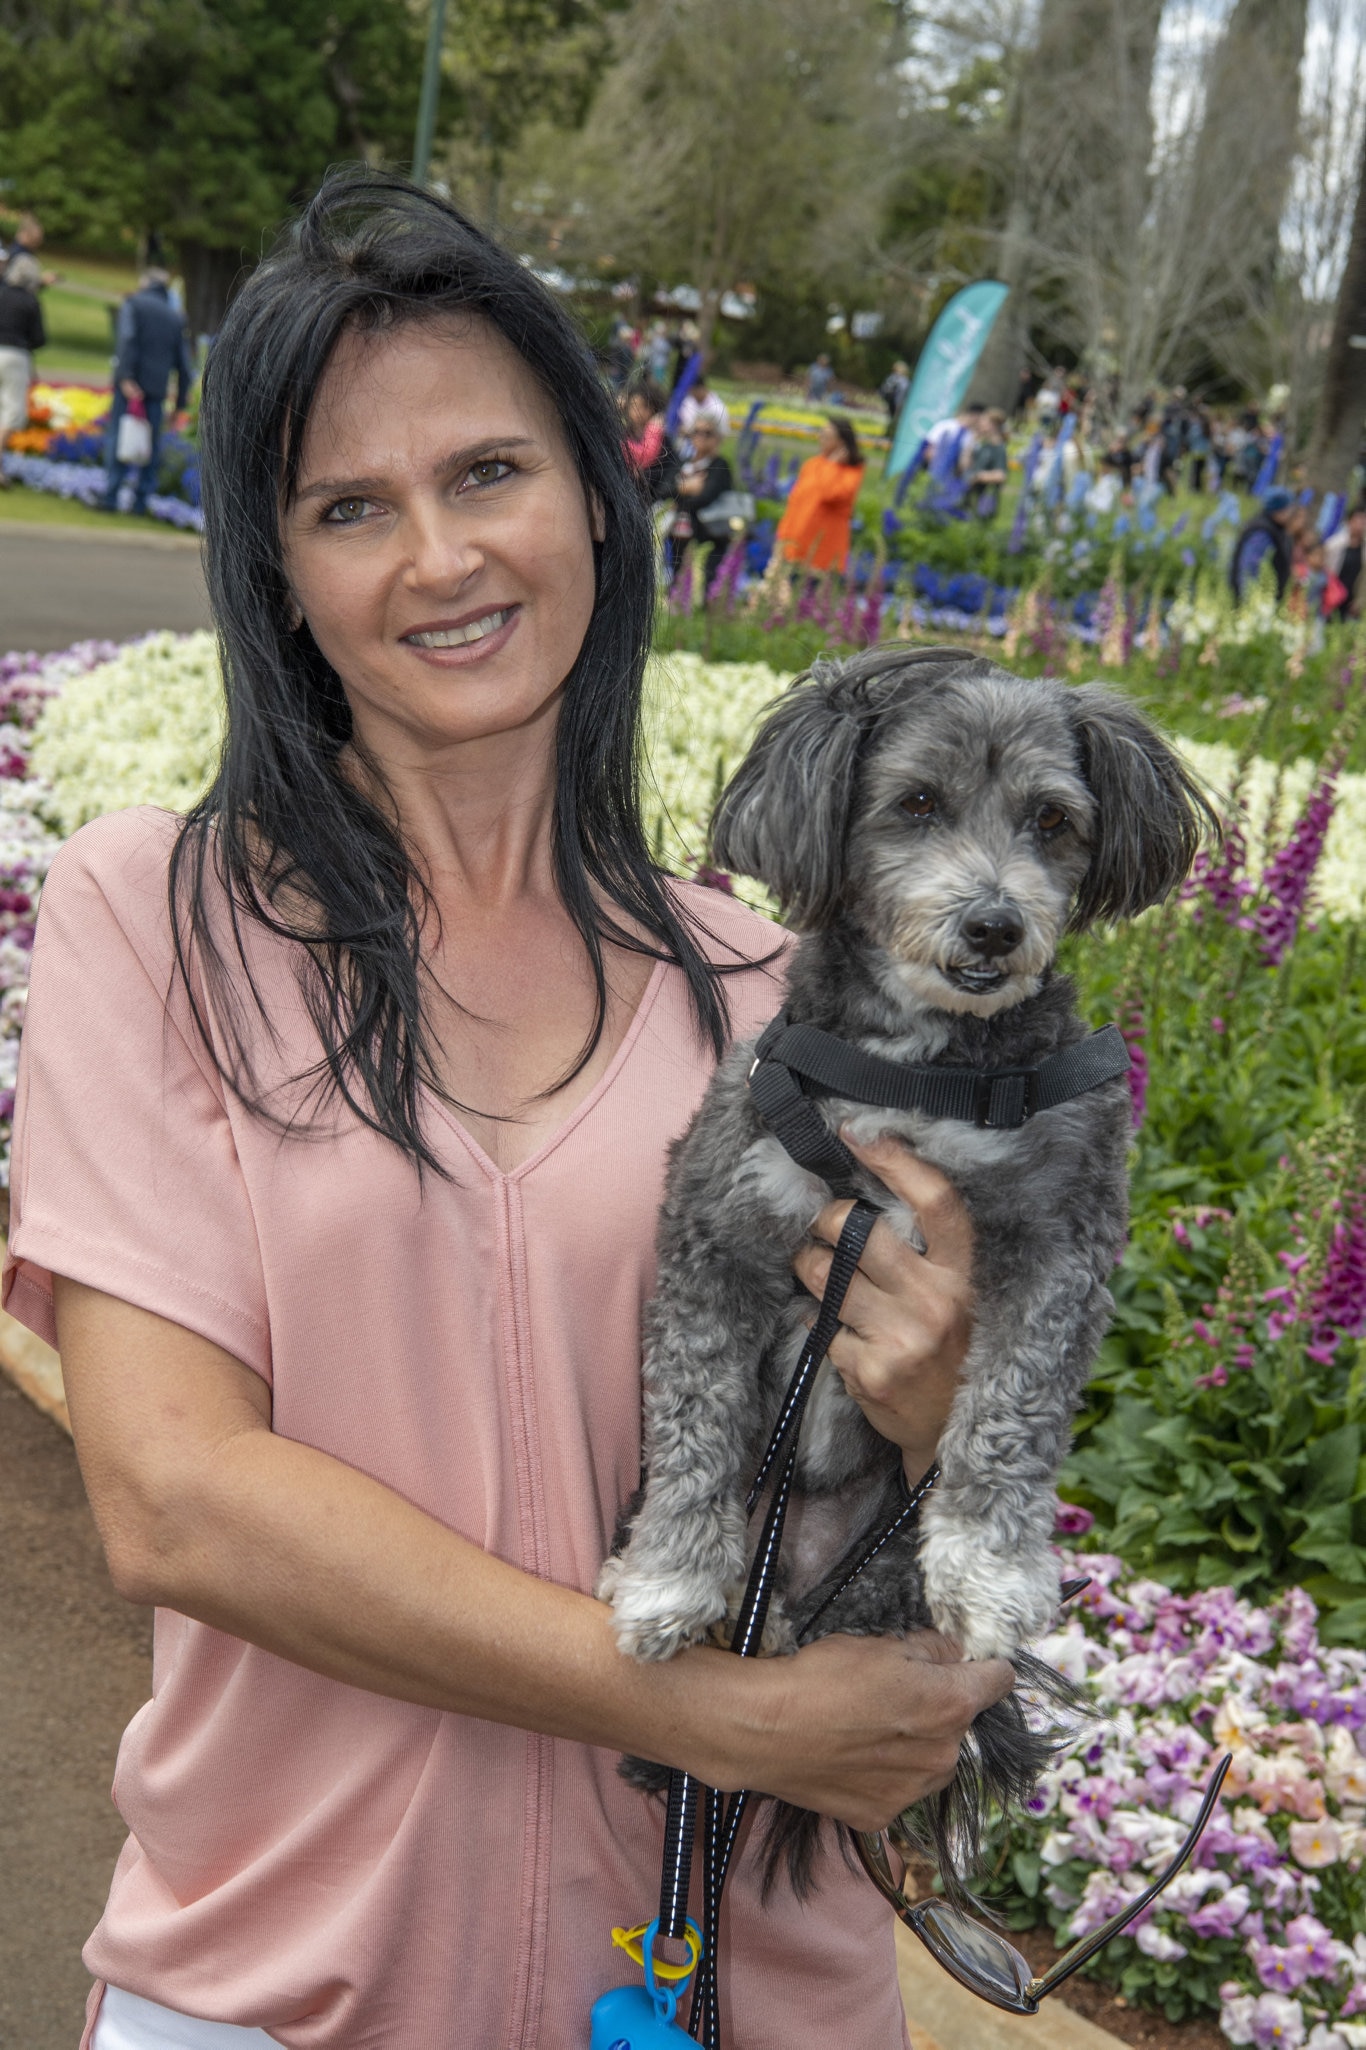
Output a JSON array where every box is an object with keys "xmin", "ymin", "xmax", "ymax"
[
  {"xmin": 654, "ymin": 1011, "xmax": 1129, "ymax": 2044},
  {"xmin": 748, "ymin": 1011, "xmax": 1131, "ymax": 1191}
]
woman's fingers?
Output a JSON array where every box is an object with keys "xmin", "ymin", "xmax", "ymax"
[{"xmin": 841, "ymin": 1131, "xmax": 976, "ymax": 1274}]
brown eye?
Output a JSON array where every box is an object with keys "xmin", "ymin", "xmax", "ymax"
[
  {"xmin": 1037, "ymin": 804, "xmax": 1069, "ymax": 834},
  {"xmin": 902, "ymin": 790, "xmax": 937, "ymax": 819}
]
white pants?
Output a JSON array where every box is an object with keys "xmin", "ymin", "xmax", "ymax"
[
  {"xmin": 93, "ymin": 1986, "xmax": 276, "ymax": 2049},
  {"xmin": 0, "ymin": 345, "xmax": 31, "ymax": 442}
]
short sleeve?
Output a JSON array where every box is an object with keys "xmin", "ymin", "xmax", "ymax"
[{"xmin": 3, "ymin": 809, "xmax": 271, "ymax": 1379}]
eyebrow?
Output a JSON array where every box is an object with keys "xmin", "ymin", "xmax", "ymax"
[{"xmin": 293, "ymin": 435, "xmax": 540, "ymax": 503}]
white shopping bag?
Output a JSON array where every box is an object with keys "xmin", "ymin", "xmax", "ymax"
[{"xmin": 116, "ymin": 411, "xmax": 153, "ymax": 466}]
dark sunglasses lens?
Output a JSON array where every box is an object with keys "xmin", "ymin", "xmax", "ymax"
[{"xmin": 914, "ymin": 1900, "xmax": 1035, "ymax": 2006}]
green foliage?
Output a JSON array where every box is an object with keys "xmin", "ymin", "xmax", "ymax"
[
  {"xmin": 1061, "ymin": 910, "xmax": 1366, "ymax": 1638},
  {"xmin": 0, "ymin": 0, "xmax": 426, "ymax": 265}
]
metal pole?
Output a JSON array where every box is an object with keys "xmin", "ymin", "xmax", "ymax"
[{"xmin": 412, "ymin": 0, "xmax": 449, "ymax": 186}]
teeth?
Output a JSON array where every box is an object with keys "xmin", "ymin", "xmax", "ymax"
[{"xmin": 409, "ymin": 609, "xmax": 510, "ymax": 648}]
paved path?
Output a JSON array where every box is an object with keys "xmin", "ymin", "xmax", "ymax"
[
  {"xmin": 0, "ymin": 1374, "xmax": 152, "ymax": 2048},
  {"xmin": 0, "ymin": 522, "xmax": 210, "ymax": 654}
]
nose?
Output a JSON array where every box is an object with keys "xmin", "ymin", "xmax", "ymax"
[{"xmin": 962, "ymin": 903, "xmax": 1024, "ymax": 958}]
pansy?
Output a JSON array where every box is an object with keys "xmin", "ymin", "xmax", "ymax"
[{"xmin": 1289, "ymin": 1821, "xmax": 1342, "ymax": 1870}]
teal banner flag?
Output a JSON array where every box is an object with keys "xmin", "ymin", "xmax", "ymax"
[{"xmin": 886, "ymin": 280, "xmax": 1009, "ymax": 478}]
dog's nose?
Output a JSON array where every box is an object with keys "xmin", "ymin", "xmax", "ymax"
[{"xmin": 963, "ymin": 904, "xmax": 1024, "ymax": 958}]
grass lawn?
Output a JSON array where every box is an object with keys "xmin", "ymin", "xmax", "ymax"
[
  {"xmin": 0, "ymin": 483, "xmax": 180, "ymax": 538},
  {"xmin": 32, "ymin": 250, "xmax": 139, "ymax": 384}
]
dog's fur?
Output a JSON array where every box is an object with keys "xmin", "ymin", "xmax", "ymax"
[{"xmin": 598, "ymin": 645, "xmax": 1212, "ymax": 1883}]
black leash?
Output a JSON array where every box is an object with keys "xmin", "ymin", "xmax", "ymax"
[{"xmin": 655, "ymin": 1200, "xmax": 884, "ymax": 2045}]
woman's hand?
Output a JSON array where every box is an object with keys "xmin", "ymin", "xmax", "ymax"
[
  {"xmin": 699, "ymin": 1629, "xmax": 1012, "ymax": 1828},
  {"xmin": 791, "ymin": 1133, "xmax": 974, "ymax": 1483}
]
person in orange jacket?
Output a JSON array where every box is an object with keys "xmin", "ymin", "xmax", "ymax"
[{"xmin": 774, "ymin": 414, "xmax": 865, "ymax": 572}]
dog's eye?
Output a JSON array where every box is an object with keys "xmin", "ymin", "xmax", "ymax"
[
  {"xmin": 902, "ymin": 790, "xmax": 937, "ymax": 819},
  {"xmin": 1036, "ymin": 804, "xmax": 1070, "ymax": 835}
]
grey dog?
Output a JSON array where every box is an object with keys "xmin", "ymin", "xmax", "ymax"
[{"xmin": 599, "ymin": 644, "xmax": 1212, "ymax": 1872}]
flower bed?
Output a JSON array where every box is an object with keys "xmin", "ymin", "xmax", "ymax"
[
  {"xmin": 1010, "ymin": 1556, "xmax": 1366, "ymax": 2050},
  {"xmin": 2, "ymin": 380, "xmax": 204, "ymax": 533}
]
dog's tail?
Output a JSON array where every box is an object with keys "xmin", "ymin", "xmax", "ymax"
[{"xmin": 757, "ymin": 1648, "xmax": 1087, "ymax": 1903}]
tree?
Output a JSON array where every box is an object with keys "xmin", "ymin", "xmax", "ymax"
[
  {"xmin": 961, "ymin": 0, "xmax": 1165, "ymax": 410},
  {"xmin": 1190, "ymin": 0, "xmax": 1309, "ymax": 310},
  {"xmin": 435, "ymin": 0, "xmax": 628, "ymax": 230},
  {"xmin": 1308, "ymin": 122, "xmax": 1366, "ymax": 495},
  {"xmin": 554, "ymin": 0, "xmax": 896, "ymax": 359},
  {"xmin": 0, "ymin": 0, "xmax": 430, "ymax": 331}
]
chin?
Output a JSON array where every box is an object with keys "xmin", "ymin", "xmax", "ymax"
[{"xmin": 888, "ymin": 954, "xmax": 1043, "ymax": 1017}]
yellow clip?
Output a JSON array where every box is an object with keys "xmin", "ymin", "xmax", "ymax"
[{"xmin": 611, "ymin": 1922, "xmax": 702, "ymax": 1982}]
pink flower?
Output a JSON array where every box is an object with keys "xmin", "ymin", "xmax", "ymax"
[
  {"xmin": 1054, "ymin": 1499, "xmax": 1094, "ymax": 1537},
  {"xmin": 1289, "ymin": 1819, "xmax": 1341, "ymax": 1869}
]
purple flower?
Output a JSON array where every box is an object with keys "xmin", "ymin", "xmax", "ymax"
[
  {"xmin": 1303, "ymin": 1203, "xmax": 1366, "ymax": 1364},
  {"xmin": 1187, "ymin": 1882, "xmax": 1252, "ymax": 1937},
  {"xmin": 1250, "ymin": 1939, "xmax": 1314, "ymax": 1993},
  {"xmin": 1250, "ymin": 1993, "xmax": 1306, "ymax": 2047},
  {"xmin": 1283, "ymin": 1916, "xmax": 1339, "ymax": 1979},
  {"xmin": 1256, "ymin": 774, "xmax": 1338, "ymax": 967}
]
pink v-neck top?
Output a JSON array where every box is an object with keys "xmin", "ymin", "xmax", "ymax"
[{"xmin": 4, "ymin": 808, "xmax": 910, "ymax": 2050}]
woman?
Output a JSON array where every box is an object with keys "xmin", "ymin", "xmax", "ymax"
[
  {"xmin": 669, "ymin": 417, "xmax": 735, "ymax": 588},
  {"xmin": 5, "ymin": 170, "xmax": 1006, "ymax": 2050},
  {"xmin": 621, "ymin": 377, "xmax": 679, "ymax": 504},
  {"xmin": 774, "ymin": 414, "xmax": 864, "ymax": 574}
]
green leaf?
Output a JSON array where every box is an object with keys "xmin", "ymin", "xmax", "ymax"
[
  {"xmin": 1011, "ymin": 1849, "xmax": 1041, "ymax": 1899},
  {"xmin": 1303, "ymin": 1425, "xmax": 1362, "ymax": 1509}
]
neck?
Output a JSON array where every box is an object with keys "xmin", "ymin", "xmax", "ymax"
[{"xmin": 345, "ymin": 690, "xmax": 562, "ymax": 909}]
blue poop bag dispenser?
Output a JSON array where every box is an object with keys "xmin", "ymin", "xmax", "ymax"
[{"xmin": 590, "ymin": 1917, "xmax": 703, "ymax": 2048}]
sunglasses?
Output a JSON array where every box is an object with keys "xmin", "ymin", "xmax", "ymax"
[{"xmin": 855, "ymin": 1753, "xmax": 1232, "ymax": 2013}]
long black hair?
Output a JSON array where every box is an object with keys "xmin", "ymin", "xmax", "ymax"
[
  {"xmin": 827, "ymin": 414, "xmax": 862, "ymax": 466},
  {"xmin": 172, "ymin": 165, "xmax": 734, "ymax": 1172}
]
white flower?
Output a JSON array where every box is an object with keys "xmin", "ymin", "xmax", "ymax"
[
  {"xmin": 1135, "ymin": 1921, "xmax": 1188, "ymax": 1961},
  {"xmin": 1326, "ymin": 1727, "xmax": 1366, "ymax": 1806}
]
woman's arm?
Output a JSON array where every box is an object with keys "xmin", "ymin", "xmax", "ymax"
[{"xmin": 57, "ymin": 1275, "xmax": 1010, "ymax": 1831}]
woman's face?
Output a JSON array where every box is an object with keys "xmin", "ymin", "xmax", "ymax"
[
  {"xmin": 282, "ymin": 315, "xmax": 599, "ymax": 766},
  {"xmin": 818, "ymin": 422, "xmax": 841, "ymax": 459}
]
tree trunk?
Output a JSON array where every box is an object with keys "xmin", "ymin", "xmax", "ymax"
[
  {"xmin": 1308, "ymin": 127, "xmax": 1366, "ymax": 496},
  {"xmin": 1193, "ymin": 0, "xmax": 1308, "ymax": 307},
  {"xmin": 176, "ymin": 240, "xmax": 251, "ymax": 340}
]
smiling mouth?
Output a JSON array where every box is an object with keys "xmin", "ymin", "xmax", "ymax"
[
  {"xmin": 945, "ymin": 963, "xmax": 1008, "ymax": 993},
  {"xmin": 403, "ymin": 606, "xmax": 517, "ymax": 649}
]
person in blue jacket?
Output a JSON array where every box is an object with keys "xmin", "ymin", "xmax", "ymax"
[
  {"xmin": 1229, "ymin": 486, "xmax": 1297, "ymax": 604},
  {"xmin": 101, "ymin": 267, "xmax": 195, "ymax": 516}
]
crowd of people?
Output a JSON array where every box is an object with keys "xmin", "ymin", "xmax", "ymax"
[
  {"xmin": 0, "ymin": 212, "xmax": 195, "ymax": 515},
  {"xmin": 619, "ymin": 367, "xmax": 867, "ymax": 585}
]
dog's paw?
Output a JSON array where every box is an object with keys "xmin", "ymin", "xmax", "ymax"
[
  {"xmin": 603, "ymin": 1560, "xmax": 729, "ymax": 1662},
  {"xmin": 920, "ymin": 1524, "xmax": 1059, "ymax": 1660},
  {"xmin": 706, "ymin": 1583, "xmax": 796, "ymax": 1657}
]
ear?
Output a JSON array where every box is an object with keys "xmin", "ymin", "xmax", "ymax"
[
  {"xmin": 1067, "ymin": 685, "xmax": 1218, "ymax": 927},
  {"xmin": 709, "ymin": 665, "xmax": 868, "ymax": 928}
]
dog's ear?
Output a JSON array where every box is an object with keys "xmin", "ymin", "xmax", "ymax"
[
  {"xmin": 709, "ymin": 669, "xmax": 867, "ymax": 928},
  {"xmin": 1067, "ymin": 685, "xmax": 1218, "ymax": 927}
]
